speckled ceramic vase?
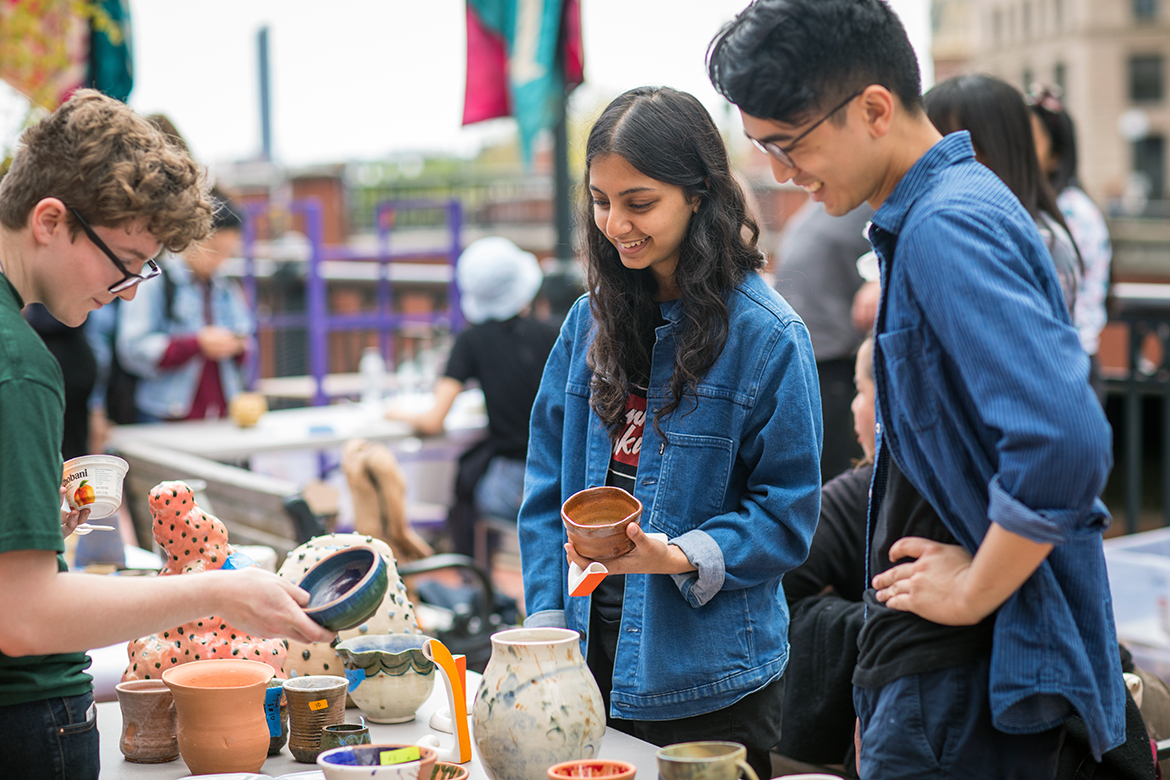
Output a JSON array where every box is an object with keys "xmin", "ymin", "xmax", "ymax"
[{"xmin": 472, "ymin": 628, "xmax": 606, "ymax": 780}]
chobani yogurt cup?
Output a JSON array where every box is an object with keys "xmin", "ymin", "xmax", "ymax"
[{"xmin": 62, "ymin": 455, "xmax": 129, "ymax": 519}]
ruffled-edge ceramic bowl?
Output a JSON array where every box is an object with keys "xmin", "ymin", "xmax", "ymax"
[
  {"xmin": 334, "ymin": 634, "xmax": 435, "ymax": 723},
  {"xmin": 561, "ymin": 486, "xmax": 642, "ymax": 562},
  {"xmin": 317, "ymin": 743, "xmax": 437, "ymax": 780},
  {"xmin": 298, "ymin": 545, "xmax": 389, "ymax": 631}
]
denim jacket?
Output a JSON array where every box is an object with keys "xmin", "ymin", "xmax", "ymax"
[
  {"xmin": 520, "ymin": 271, "xmax": 822, "ymax": 720},
  {"xmin": 869, "ymin": 131, "xmax": 1125, "ymax": 759},
  {"xmin": 117, "ymin": 256, "xmax": 254, "ymax": 420}
]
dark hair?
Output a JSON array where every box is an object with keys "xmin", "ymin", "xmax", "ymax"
[
  {"xmin": 209, "ymin": 189, "xmax": 244, "ymax": 232},
  {"xmin": 707, "ymin": 0, "xmax": 922, "ymax": 125},
  {"xmin": 582, "ymin": 86, "xmax": 763, "ymax": 439},
  {"xmin": 924, "ymin": 75, "xmax": 1068, "ymax": 230},
  {"xmin": 1027, "ymin": 85, "xmax": 1079, "ymax": 194}
]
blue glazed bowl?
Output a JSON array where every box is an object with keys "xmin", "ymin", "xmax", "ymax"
[{"xmin": 298, "ymin": 545, "xmax": 388, "ymax": 631}]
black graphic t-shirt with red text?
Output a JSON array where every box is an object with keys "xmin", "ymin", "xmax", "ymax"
[
  {"xmin": 607, "ymin": 385, "xmax": 647, "ymax": 495},
  {"xmin": 593, "ymin": 383, "xmax": 648, "ymax": 623}
]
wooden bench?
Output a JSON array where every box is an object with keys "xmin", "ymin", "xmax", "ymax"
[{"xmin": 108, "ymin": 439, "xmax": 325, "ymax": 559}]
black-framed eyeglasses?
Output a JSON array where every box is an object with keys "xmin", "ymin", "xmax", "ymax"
[
  {"xmin": 67, "ymin": 206, "xmax": 161, "ymax": 294},
  {"xmin": 749, "ymin": 89, "xmax": 867, "ymax": 168}
]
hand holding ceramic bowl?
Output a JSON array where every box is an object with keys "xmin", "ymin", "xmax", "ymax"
[
  {"xmin": 298, "ymin": 545, "xmax": 389, "ymax": 631},
  {"xmin": 561, "ymin": 487, "xmax": 643, "ymax": 562}
]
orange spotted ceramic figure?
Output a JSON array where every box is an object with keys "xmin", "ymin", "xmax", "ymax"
[{"xmin": 121, "ymin": 481, "xmax": 288, "ymax": 682}]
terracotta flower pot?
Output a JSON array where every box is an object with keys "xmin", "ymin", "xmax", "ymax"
[
  {"xmin": 162, "ymin": 658, "xmax": 275, "ymax": 775},
  {"xmin": 561, "ymin": 487, "xmax": 642, "ymax": 561},
  {"xmin": 114, "ymin": 679, "xmax": 179, "ymax": 763}
]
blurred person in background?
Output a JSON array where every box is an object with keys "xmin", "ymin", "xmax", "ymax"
[
  {"xmin": 387, "ymin": 236, "xmax": 559, "ymax": 556},
  {"xmin": 1029, "ymin": 85, "xmax": 1113, "ymax": 401},
  {"xmin": 774, "ymin": 199, "xmax": 873, "ymax": 482},
  {"xmin": 24, "ymin": 303, "xmax": 96, "ymax": 461},
  {"xmin": 924, "ymin": 74, "xmax": 1081, "ymax": 317},
  {"xmin": 116, "ymin": 192, "xmax": 252, "ymax": 422}
]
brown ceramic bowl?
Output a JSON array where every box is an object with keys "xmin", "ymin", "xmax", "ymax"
[
  {"xmin": 561, "ymin": 487, "xmax": 642, "ymax": 562},
  {"xmin": 549, "ymin": 759, "xmax": 637, "ymax": 780}
]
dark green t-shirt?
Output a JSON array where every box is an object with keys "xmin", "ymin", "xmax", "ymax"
[{"xmin": 0, "ymin": 275, "xmax": 92, "ymax": 706}]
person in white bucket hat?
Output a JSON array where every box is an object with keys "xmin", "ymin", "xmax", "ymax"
[
  {"xmin": 456, "ymin": 236, "xmax": 544, "ymax": 324},
  {"xmin": 388, "ymin": 237, "xmax": 560, "ymax": 556}
]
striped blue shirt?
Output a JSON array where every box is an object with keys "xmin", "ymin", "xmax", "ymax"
[{"xmin": 868, "ymin": 131, "xmax": 1125, "ymax": 759}]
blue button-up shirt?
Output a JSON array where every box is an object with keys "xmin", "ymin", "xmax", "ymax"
[{"xmin": 868, "ymin": 131, "xmax": 1125, "ymax": 759}]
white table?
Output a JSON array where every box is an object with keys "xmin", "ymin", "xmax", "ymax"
[
  {"xmin": 105, "ymin": 391, "xmax": 487, "ymax": 462},
  {"xmin": 96, "ymin": 671, "xmax": 663, "ymax": 780}
]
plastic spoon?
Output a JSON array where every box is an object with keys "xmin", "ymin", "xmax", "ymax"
[{"xmin": 73, "ymin": 523, "xmax": 117, "ymax": 536}]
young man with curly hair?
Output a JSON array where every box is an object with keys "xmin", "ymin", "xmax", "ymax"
[{"xmin": 0, "ymin": 90, "xmax": 333, "ymax": 779}]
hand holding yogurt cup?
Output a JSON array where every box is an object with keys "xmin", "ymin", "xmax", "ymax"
[{"xmin": 60, "ymin": 455, "xmax": 129, "ymax": 535}]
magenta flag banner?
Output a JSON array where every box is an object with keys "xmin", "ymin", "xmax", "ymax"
[{"xmin": 463, "ymin": 0, "xmax": 584, "ymax": 160}]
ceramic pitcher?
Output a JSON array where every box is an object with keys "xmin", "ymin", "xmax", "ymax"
[{"xmin": 472, "ymin": 627, "xmax": 606, "ymax": 780}]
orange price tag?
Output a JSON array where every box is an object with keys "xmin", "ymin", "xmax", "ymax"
[{"xmin": 308, "ymin": 699, "xmax": 328, "ymax": 711}]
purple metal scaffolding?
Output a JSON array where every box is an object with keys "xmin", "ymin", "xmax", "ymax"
[{"xmin": 241, "ymin": 197, "xmax": 463, "ymax": 406}]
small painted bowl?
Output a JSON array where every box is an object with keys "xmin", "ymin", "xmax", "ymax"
[
  {"xmin": 561, "ymin": 487, "xmax": 642, "ymax": 561},
  {"xmin": 317, "ymin": 743, "xmax": 437, "ymax": 780},
  {"xmin": 298, "ymin": 545, "xmax": 389, "ymax": 631},
  {"xmin": 432, "ymin": 762, "xmax": 470, "ymax": 780},
  {"xmin": 549, "ymin": 760, "xmax": 636, "ymax": 780},
  {"xmin": 334, "ymin": 634, "xmax": 435, "ymax": 723}
]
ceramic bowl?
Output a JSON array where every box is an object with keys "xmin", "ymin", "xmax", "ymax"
[
  {"xmin": 548, "ymin": 760, "xmax": 637, "ymax": 780},
  {"xmin": 561, "ymin": 486, "xmax": 643, "ymax": 561},
  {"xmin": 299, "ymin": 545, "xmax": 389, "ymax": 631},
  {"xmin": 431, "ymin": 762, "xmax": 470, "ymax": 780},
  {"xmin": 334, "ymin": 634, "xmax": 435, "ymax": 723},
  {"xmin": 317, "ymin": 743, "xmax": 437, "ymax": 780}
]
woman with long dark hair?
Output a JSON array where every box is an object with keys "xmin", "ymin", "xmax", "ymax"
[
  {"xmin": 518, "ymin": 86, "xmax": 822, "ymax": 779},
  {"xmin": 1028, "ymin": 85, "xmax": 1113, "ymax": 400},
  {"xmin": 924, "ymin": 75, "xmax": 1081, "ymax": 314}
]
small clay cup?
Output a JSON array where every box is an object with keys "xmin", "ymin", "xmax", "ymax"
[
  {"xmin": 284, "ymin": 674, "xmax": 349, "ymax": 763},
  {"xmin": 548, "ymin": 759, "xmax": 636, "ymax": 780},
  {"xmin": 433, "ymin": 761, "xmax": 471, "ymax": 780},
  {"xmin": 115, "ymin": 679, "xmax": 179, "ymax": 763},
  {"xmin": 320, "ymin": 722, "xmax": 372, "ymax": 752},
  {"xmin": 561, "ymin": 486, "xmax": 642, "ymax": 561}
]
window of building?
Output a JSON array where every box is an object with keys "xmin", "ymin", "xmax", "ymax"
[
  {"xmin": 1130, "ymin": 54, "xmax": 1165, "ymax": 101},
  {"xmin": 1134, "ymin": 135, "xmax": 1165, "ymax": 200},
  {"xmin": 1055, "ymin": 62, "xmax": 1067, "ymax": 93},
  {"xmin": 1023, "ymin": 2, "xmax": 1032, "ymax": 38},
  {"xmin": 1054, "ymin": 0, "xmax": 1063, "ymax": 29},
  {"xmin": 993, "ymin": 8, "xmax": 1003, "ymax": 46},
  {"xmin": 1134, "ymin": 0, "xmax": 1158, "ymax": 21}
]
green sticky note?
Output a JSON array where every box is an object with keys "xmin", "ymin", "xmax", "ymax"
[{"xmin": 380, "ymin": 746, "xmax": 421, "ymax": 765}]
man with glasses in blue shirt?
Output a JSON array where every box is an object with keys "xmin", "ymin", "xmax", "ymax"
[
  {"xmin": 709, "ymin": 1, "xmax": 1127, "ymax": 777},
  {"xmin": 0, "ymin": 89, "xmax": 333, "ymax": 779}
]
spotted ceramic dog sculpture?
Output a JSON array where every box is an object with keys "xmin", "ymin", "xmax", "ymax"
[{"xmin": 121, "ymin": 481, "xmax": 288, "ymax": 681}]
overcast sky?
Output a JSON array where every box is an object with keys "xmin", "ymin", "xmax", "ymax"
[{"xmin": 0, "ymin": 0, "xmax": 931, "ymax": 168}]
